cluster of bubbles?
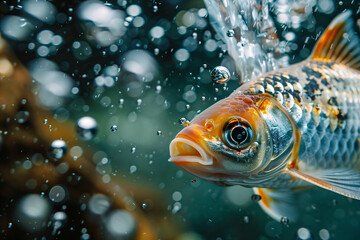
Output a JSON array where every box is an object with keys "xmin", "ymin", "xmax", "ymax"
[
  {"xmin": 204, "ymin": 0, "xmax": 284, "ymax": 83},
  {"xmin": 203, "ymin": 0, "xmax": 339, "ymax": 84},
  {"xmin": 88, "ymin": 194, "xmax": 136, "ymax": 239},
  {"xmin": 29, "ymin": 59, "xmax": 74, "ymax": 109},
  {"xmin": 171, "ymin": 191, "xmax": 183, "ymax": 214}
]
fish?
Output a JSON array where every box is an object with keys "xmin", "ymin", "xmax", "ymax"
[{"xmin": 169, "ymin": 10, "xmax": 360, "ymax": 222}]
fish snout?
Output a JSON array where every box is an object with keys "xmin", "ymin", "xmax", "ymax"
[
  {"xmin": 169, "ymin": 124, "xmax": 214, "ymax": 166},
  {"xmin": 169, "ymin": 137, "xmax": 213, "ymax": 165}
]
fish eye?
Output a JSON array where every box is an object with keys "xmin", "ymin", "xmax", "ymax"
[{"xmin": 223, "ymin": 117, "xmax": 253, "ymax": 149}]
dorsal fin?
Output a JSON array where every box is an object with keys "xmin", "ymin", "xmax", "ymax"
[{"xmin": 310, "ymin": 10, "xmax": 360, "ymax": 70}]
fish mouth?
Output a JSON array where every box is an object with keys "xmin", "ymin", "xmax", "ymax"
[{"xmin": 169, "ymin": 137, "xmax": 213, "ymax": 165}]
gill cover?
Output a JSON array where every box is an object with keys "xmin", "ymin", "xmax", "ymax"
[{"xmin": 257, "ymin": 97, "xmax": 297, "ymax": 175}]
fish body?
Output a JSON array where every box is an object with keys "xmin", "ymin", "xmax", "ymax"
[
  {"xmin": 169, "ymin": 11, "xmax": 360, "ymax": 221},
  {"xmin": 244, "ymin": 61, "xmax": 360, "ymax": 180}
]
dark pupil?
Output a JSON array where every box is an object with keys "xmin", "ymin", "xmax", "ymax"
[{"xmin": 231, "ymin": 126, "xmax": 247, "ymax": 144}]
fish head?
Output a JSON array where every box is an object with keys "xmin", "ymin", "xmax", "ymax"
[{"xmin": 169, "ymin": 93, "xmax": 294, "ymax": 186}]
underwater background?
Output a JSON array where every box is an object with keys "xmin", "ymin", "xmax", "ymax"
[{"xmin": 0, "ymin": 0, "xmax": 360, "ymax": 239}]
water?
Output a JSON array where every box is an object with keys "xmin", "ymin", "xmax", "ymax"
[{"xmin": 0, "ymin": 0, "xmax": 359, "ymax": 239}]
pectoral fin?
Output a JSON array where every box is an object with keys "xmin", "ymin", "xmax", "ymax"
[
  {"xmin": 253, "ymin": 187, "xmax": 298, "ymax": 222},
  {"xmin": 287, "ymin": 168, "xmax": 360, "ymax": 200}
]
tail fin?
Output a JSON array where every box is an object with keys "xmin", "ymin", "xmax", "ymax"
[{"xmin": 310, "ymin": 10, "xmax": 360, "ymax": 71}]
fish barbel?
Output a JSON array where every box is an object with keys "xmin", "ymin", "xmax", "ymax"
[{"xmin": 169, "ymin": 11, "xmax": 360, "ymax": 221}]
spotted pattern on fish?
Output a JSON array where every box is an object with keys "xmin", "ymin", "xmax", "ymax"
[{"xmin": 241, "ymin": 60, "xmax": 360, "ymax": 173}]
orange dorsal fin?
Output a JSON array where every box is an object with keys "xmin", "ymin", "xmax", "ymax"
[{"xmin": 310, "ymin": 10, "xmax": 360, "ymax": 70}]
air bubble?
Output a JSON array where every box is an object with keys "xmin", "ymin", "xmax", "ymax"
[
  {"xmin": 280, "ymin": 217, "xmax": 289, "ymax": 225},
  {"xmin": 14, "ymin": 194, "xmax": 51, "ymax": 232},
  {"xmin": 49, "ymin": 185, "xmax": 67, "ymax": 203},
  {"xmin": 110, "ymin": 125, "xmax": 118, "ymax": 132},
  {"xmin": 172, "ymin": 202, "xmax": 182, "ymax": 214},
  {"xmin": 76, "ymin": 116, "xmax": 97, "ymax": 141},
  {"xmin": 178, "ymin": 117, "xmax": 186, "ymax": 125},
  {"xmin": 319, "ymin": 229, "xmax": 330, "ymax": 240},
  {"xmin": 251, "ymin": 194, "xmax": 261, "ymax": 201},
  {"xmin": 211, "ymin": 66, "xmax": 230, "ymax": 84},
  {"xmin": 130, "ymin": 165, "xmax": 137, "ymax": 174},
  {"xmin": 49, "ymin": 140, "xmax": 67, "ymax": 159},
  {"xmin": 172, "ymin": 191, "xmax": 182, "ymax": 201},
  {"xmin": 297, "ymin": 227, "xmax": 311, "ymax": 240},
  {"xmin": 103, "ymin": 210, "xmax": 136, "ymax": 239},
  {"xmin": 155, "ymin": 85, "xmax": 162, "ymax": 93},
  {"xmin": 15, "ymin": 111, "xmax": 30, "ymax": 124},
  {"xmin": 226, "ymin": 29, "xmax": 234, "ymax": 37},
  {"xmin": 88, "ymin": 194, "xmax": 110, "ymax": 215}
]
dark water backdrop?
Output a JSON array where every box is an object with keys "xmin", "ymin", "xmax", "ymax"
[{"xmin": 1, "ymin": 0, "xmax": 360, "ymax": 239}]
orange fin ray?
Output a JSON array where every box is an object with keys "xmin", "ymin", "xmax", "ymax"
[
  {"xmin": 310, "ymin": 10, "xmax": 360, "ymax": 70},
  {"xmin": 287, "ymin": 168, "xmax": 360, "ymax": 200},
  {"xmin": 253, "ymin": 187, "xmax": 298, "ymax": 222}
]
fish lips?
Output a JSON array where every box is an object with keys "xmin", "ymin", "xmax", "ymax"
[{"xmin": 169, "ymin": 137, "xmax": 214, "ymax": 166}]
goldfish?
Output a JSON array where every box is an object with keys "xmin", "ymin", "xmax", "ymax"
[{"xmin": 169, "ymin": 11, "xmax": 360, "ymax": 222}]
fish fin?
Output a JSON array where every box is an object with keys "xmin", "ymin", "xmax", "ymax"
[
  {"xmin": 310, "ymin": 10, "xmax": 360, "ymax": 70},
  {"xmin": 253, "ymin": 187, "xmax": 298, "ymax": 222},
  {"xmin": 287, "ymin": 168, "xmax": 360, "ymax": 200}
]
